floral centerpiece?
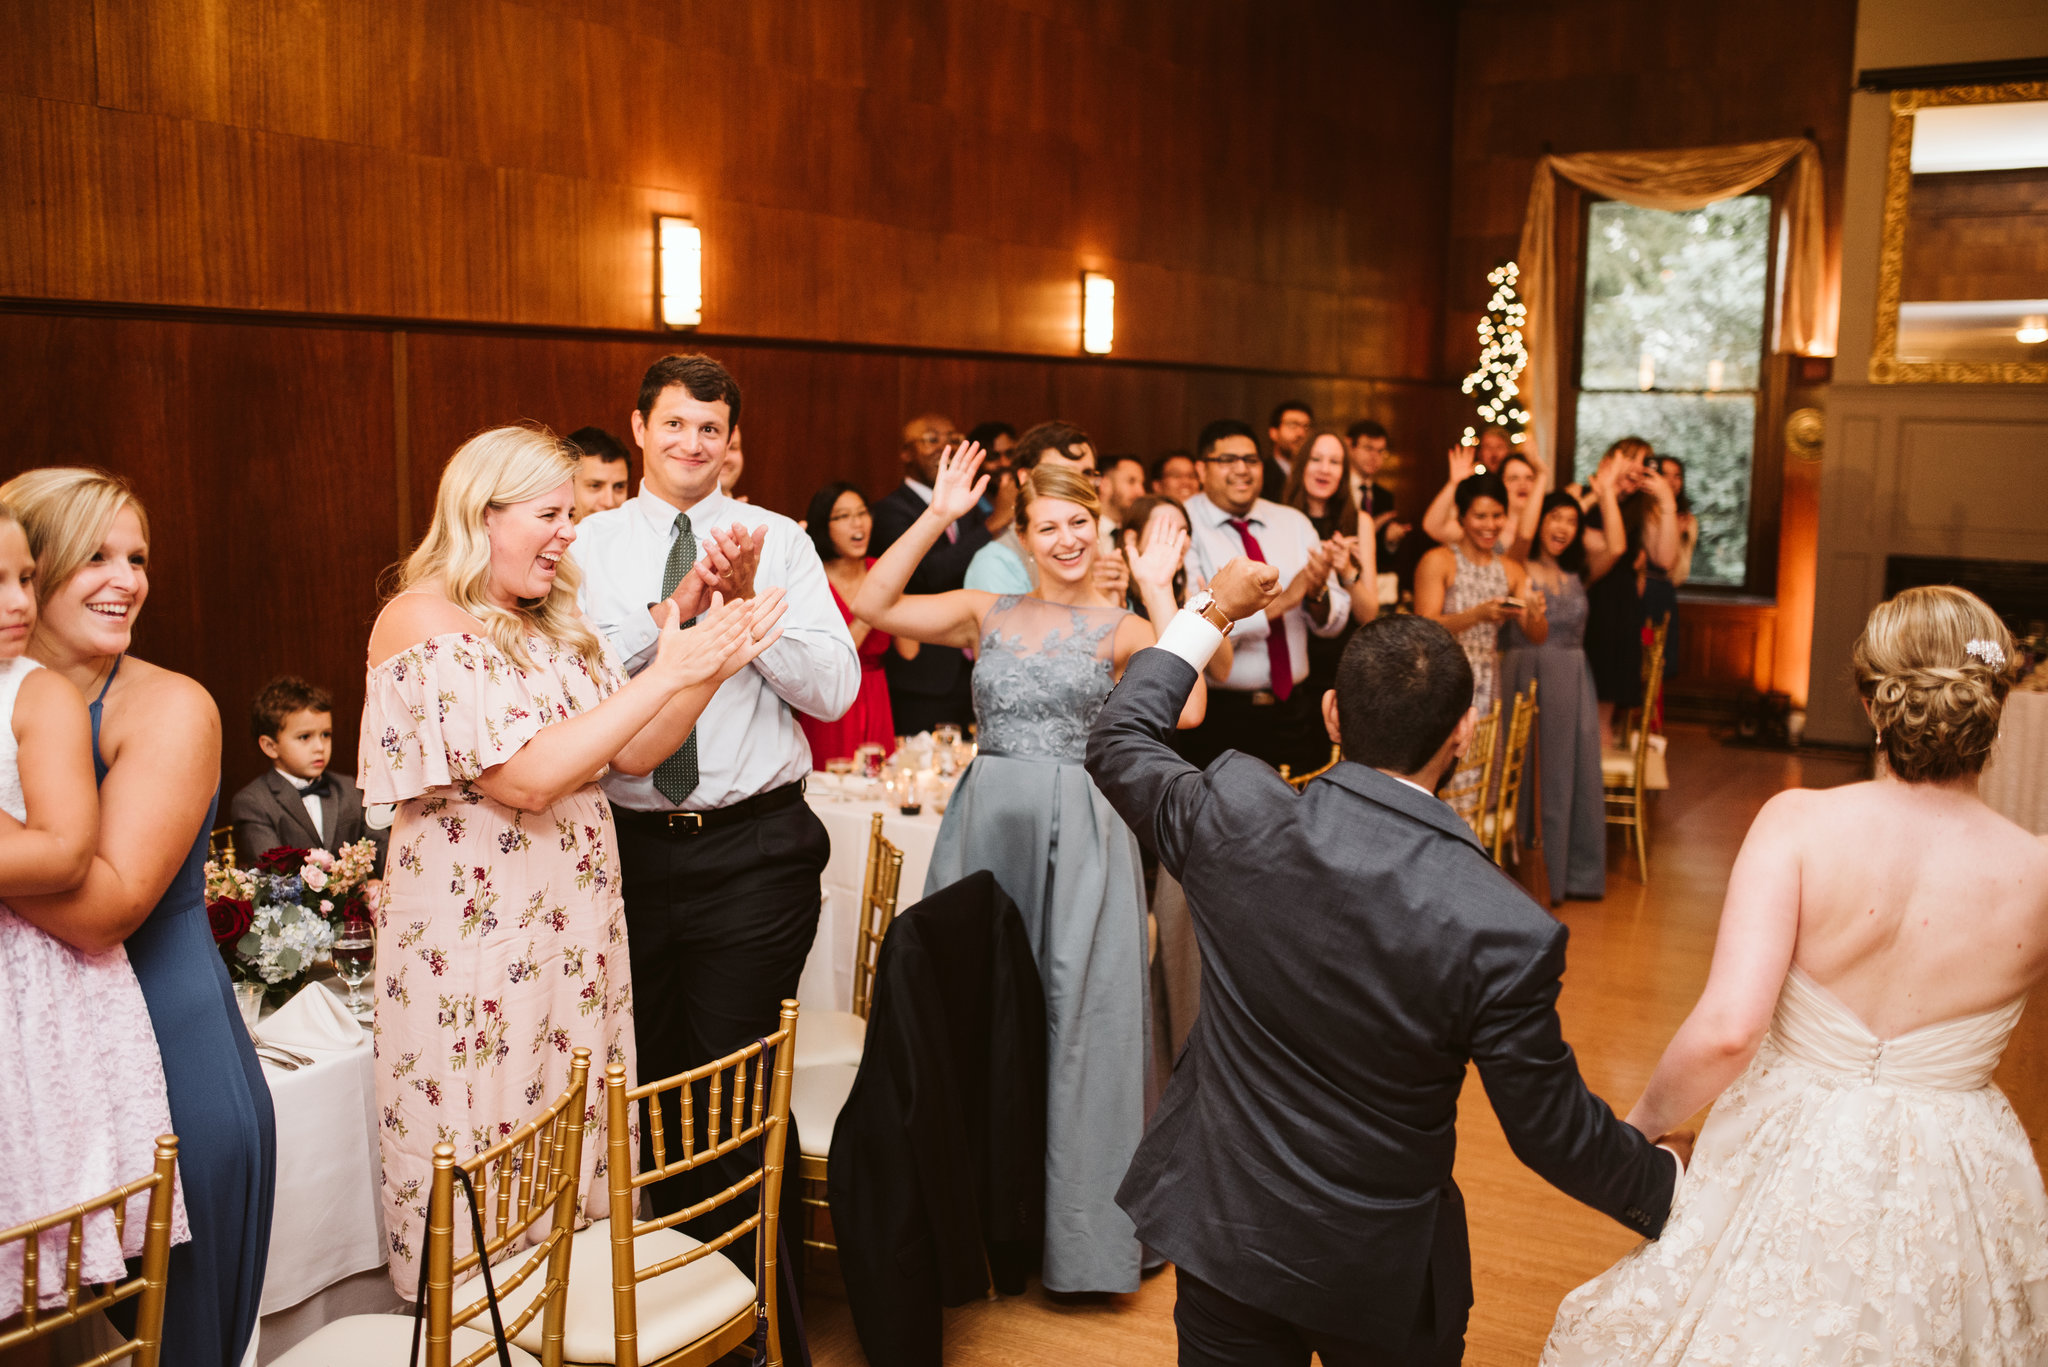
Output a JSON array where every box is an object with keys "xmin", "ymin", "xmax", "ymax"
[{"xmin": 204, "ymin": 840, "xmax": 385, "ymax": 1006}]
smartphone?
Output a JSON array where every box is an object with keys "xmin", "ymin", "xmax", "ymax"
[{"xmin": 1501, "ymin": 596, "xmax": 1525, "ymax": 612}]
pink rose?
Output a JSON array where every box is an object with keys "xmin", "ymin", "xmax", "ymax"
[{"xmin": 302, "ymin": 864, "xmax": 330, "ymax": 892}]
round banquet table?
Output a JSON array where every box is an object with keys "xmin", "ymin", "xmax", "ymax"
[
  {"xmin": 796, "ymin": 780, "xmax": 944, "ymax": 1013},
  {"xmin": 1983, "ymin": 688, "xmax": 2048, "ymax": 834}
]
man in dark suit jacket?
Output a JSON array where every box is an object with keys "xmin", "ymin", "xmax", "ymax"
[
  {"xmin": 869, "ymin": 412, "xmax": 995, "ymax": 733},
  {"xmin": 1085, "ymin": 564, "xmax": 1683, "ymax": 1365},
  {"xmin": 229, "ymin": 677, "xmax": 388, "ymax": 873}
]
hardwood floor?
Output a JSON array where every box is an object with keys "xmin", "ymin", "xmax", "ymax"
[{"xmin": 798, "ymin": 725, "xmax": 2046, "ymax": 1365}]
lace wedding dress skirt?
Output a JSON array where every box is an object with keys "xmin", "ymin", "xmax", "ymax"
[{"xmin": 1544, "ymin": 966, "xmax": 2048, "ymax": 1365}]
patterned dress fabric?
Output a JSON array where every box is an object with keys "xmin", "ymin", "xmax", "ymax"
[
  {"xmin": 0, "ymin": 656, "xmax": 189, "ymax": 1319},
  {"xmin": 359, "ymin": 629, "xmax": 636, "ymax": 1292},
  {"xmin": 1544, "ymin": 966, "xmax": 2048, "ymax": 1365},
  {"xmin": 925, "ymin": 595, "xmax": 1152, "ymax": 1294},
  {"xmin": 1443, "ymin": 543, "xmax": 1510, "ymax": 715}
]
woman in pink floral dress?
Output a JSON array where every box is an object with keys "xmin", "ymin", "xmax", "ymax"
[{"xmin": 359, "ymin": 427, "xmax": 785, "ymax": 1290}]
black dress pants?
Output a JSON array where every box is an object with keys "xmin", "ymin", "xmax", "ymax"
[
  {"xmin": 1174, "ymin": 1270, "xmax": 1463, "ymax": 1367},
  {"xmin": 616, "ymin": 796, "xmax": 828, "ymax": 1269}
]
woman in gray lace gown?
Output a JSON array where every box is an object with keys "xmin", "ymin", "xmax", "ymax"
[
  {"xmin": 855, "ymin": 443, "xmax": 1203, "ymax": 1294},
  {"xmin": 1500, "ymin": 488, "xmax": 1628, "ymax": 905}
]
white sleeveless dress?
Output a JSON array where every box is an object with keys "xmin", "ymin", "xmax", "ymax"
[
  {"xmin": 0, "ymin": 656, "xmax": 187, "ymax": 1316},
  {"xmin": 1544, "ymin": 965, "xmax": 2048, "ymax": 1365}
]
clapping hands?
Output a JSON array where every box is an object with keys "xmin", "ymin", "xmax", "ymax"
[
  {"xmin": 646, "ymin": 587, "xmax": 788, "ymax": 694},
  {"xmin": 654, "ymin": 524, "xmax": 768, "ymax": 628}
]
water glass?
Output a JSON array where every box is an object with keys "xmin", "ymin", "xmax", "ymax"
[{"xmin": 331, "ymin": 920, "xmax": 376, "ymax": 1021}]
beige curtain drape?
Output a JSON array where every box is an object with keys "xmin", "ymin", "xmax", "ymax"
[{"xmin": 1516, "ymin": 137, "xmax": 1834, "ymax": 469}]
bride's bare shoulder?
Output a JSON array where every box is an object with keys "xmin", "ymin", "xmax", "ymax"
[{"xmin": 368, "ymin": 590, "xmax": 483, "ymax": 667}]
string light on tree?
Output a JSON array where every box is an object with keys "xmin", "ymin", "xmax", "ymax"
[{"xmin": 1461, "ymin": 261, "xmax": 1530, "ymax": 447}]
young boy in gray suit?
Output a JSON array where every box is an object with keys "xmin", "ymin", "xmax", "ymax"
[{"xmin": 228, "ymin": 676, "xmax": 387, "ymax": 873}]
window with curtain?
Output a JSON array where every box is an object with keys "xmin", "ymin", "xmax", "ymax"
[{"xmin": 1572, "ymin": 195, "xmax": 1772, "ymax": 588}]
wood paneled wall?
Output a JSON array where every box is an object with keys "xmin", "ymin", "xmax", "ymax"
[
  {"xmin": 0, "ymin": 307, "xmax": 1459, "ymax": 797},
  {"xmin": 1, "ymin": 0, "xmax": 1456, "ymax": 379}
]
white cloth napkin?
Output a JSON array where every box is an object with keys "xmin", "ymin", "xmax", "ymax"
[{"xmin": 262, "ymin": 982, "xmax": 367, "ymax": 1052}]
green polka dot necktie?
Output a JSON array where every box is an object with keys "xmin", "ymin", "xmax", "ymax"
[{"xmin": 653, "ymin": 512, "xmax": 700, "ymax": 804}]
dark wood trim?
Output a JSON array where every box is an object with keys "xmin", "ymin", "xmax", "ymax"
[
  {"xmin": 1857, "ymin": 57, "xmax": 2048, "ymax": 91},
  {"xmin": 392, "ymin": 330, "xmax": 411, "ymax": 557},
  {"xmin": 0, "ymin": 296, "xmax": 1450, "ymax": 389}
]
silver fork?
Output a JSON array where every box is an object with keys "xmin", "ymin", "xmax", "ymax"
[{"xmin": 251, "ymin": 1034, "xmax": 316, "ymax": 1067}]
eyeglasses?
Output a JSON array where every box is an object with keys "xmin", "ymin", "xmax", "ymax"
[{"xmin": 1201, "ymin": 454, "xmax": 1262, "ymax": 469}]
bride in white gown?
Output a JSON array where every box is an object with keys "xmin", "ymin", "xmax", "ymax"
[{"xmin": 1545, "ymin": 585, "xmax": 2048, "ymax": 1366}]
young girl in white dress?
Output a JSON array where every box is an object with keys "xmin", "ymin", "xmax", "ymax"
[
  {"xmin": 1544, "ymin": 585, "xmax": 2048, "ymax": 1366},
  {"xmin": 0, "ymin": 502, "xmax": 185, "ymax": 1316}
]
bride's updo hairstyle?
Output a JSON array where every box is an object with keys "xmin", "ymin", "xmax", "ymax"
[{"xmin": 1852, "ymin": 585, "xmax": 2016, "ymax": 783}]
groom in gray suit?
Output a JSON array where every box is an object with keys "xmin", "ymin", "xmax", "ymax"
[{"xmin": 1086, "ymin": 560, "xmax": 1682, "ymax": 1366}]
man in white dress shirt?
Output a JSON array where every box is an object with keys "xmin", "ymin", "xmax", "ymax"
[
  {"xmin": 575, "ymin": 353, "xmax": 858, "ymax": 1257},
  {"xmin": 1181, "ymin": 418, "xmax": 1349, "ymax": 774}
]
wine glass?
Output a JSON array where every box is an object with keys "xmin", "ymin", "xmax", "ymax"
[{"xmin": 331, "ymin": 918, "xmax": 375, "ymax": 1022}]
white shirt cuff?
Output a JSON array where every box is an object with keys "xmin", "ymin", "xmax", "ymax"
[
  {"xmin": 1659, "ymin": 1145, "xmax": 1685, "ymax": 1183},
  {"xmin": 1153, "ymin": 607, "xmax": 1226, "ymax": 674}
]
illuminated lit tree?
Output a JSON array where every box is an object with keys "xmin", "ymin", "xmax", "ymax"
[{"xmin": 1461, "ymin": 261, "xmax": 1529, "ymax": 445}]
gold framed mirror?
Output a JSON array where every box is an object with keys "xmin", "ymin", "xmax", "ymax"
[{"xmin": 1871, "ymin": 79, "xmax": 2048, "ymax": 384}]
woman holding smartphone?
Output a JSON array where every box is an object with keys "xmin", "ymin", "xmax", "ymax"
[{"xmin": 1416, "ymin": 471, "xmax": 1547, "ymax": 715}]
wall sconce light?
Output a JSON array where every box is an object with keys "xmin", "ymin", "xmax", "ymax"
[
  {"xmin": 1081, "ymin": 271, "xmax": 1115, "ymax": 354},
  {"xmin": 658, "ymin": 216, "xmax": 701, "ymax": 329},
  {"xmin": 2018, "ymin": 315, "xmax": 2048, "ymax": 345}
]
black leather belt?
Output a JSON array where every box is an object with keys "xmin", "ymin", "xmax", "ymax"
[{"xmin": 613, "ymin": 779, "xmax": 807, "ymax": 836}]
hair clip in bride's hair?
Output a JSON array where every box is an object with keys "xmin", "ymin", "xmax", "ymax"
[{"xmin": 1965, "ymin": 639, "xmax": 2006, "ymax": 669}]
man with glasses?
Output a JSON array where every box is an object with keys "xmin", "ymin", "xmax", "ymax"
[
  {"xmin": 1182, "ymin": 418, "xmax": 1350, "ymax": 773},
  {"xmin": 870, "ymin": 412, "xmax": 991, "ymax": 732}
]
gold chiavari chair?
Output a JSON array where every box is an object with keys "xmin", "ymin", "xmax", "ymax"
[
  {"xmin": 207, "ymin": 825, "xmax": 237, "ymax": 867},
  {"xmin": 277, "ymin": 1049, "xmax": 593, "ymax": 1367},
  {"xmin": 792, "ymin": 814, "xmax": 902, "ymax": 1070},
  {"xmin": 1603, "ymin": 618, "xmax": 1670, "ymax": 880},
  {"xmin": 789, "ymin": 817, "xmax": 900, "ymax": 1256},
  {"xmin": 0, "ymin": 1135, "xmax": 179, "ymax": 1367},
  {"xmin": 469, "ymin": 1004, "xmax": 799, "ymax": 1367},
  {"xmin": 1485, "ymin": 681, "xmax": 1539, "ymax": 866},
  {"xmin": 1278, "ymin": 743, "xmax": 1342, "ymax": 791},
  {"xmin": 1442, "ymin": 698, "xmax": 1502, "ymax": 836}
]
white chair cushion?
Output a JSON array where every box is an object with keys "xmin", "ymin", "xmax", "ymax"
[
  {"xmin": 791, "ymin": 1009, "xmax": 865, "ymax": 1069},
  {"xmin": 790, "ymin": 1064, "xmax": 857, "ymax": 1159},
  {"xmin": 268, "ymin": 1311, "xmax": 542, "ymax": 1367},
  {"xmin": 1601, "ymin": 747, "xmax": 1670, "ymax": 790},
  {"xmin": 451, "ymin": 1220, "xmax": 755, "ymax": 1365}
]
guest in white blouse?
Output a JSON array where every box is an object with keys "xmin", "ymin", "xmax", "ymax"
[
  {"xmin": 574, "ymin": 353, "xmax": 857, "ymax": 1284},
  {"xmin": 1180, "ymin": 418, "xmax": 1350, "ymax": 774}
]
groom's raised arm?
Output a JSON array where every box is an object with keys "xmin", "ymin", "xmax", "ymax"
[
  {"xmin": 1086, "ymin": 557, "xmax": 1279, "ymax": 880},
  {"xmin": 1087, "ymin": 648, "xmax": 1208, "ymax": 876}
]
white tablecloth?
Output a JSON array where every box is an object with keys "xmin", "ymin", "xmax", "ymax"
[
  {"xmin": 796, "ymin": 786, "xmax": 944, "ymax": 1013},
  {"xmin": 1985, "ymin": 689, "xmax": 2048, "ymax": 834},
  {"xmin": 255, "ymin": 982, "xmax": 387, "ymax": 1317}
]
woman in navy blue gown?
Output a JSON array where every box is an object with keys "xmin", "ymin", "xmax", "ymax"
[{"xmin": 1, "ymin": 468, "xmax": 275, "ymax": 1366}]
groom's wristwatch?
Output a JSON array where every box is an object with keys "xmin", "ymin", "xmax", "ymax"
[{"xmin": 1187, "ymin": 590, "xmax": 1233, "ymax": 634}]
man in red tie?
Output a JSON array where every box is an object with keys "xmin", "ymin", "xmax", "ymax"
[{"xmin": 1179, "ymin": 418, "xmax": 1351, "ymax": 773}]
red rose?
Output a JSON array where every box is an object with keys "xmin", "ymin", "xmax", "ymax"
[
  {"xmin": 255, "ymin": 845, "xmax": 310, "ymax": 874},
  {"xmin": 208, "ymin": 897, "xmax": 253, "ymax": 945}
]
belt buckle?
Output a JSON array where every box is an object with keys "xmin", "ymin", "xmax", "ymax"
[
  {"xmin": 664, "ymin": 811, "xmax": 704, "ymax": 834},
  {"xmin": 1252, "ymin": 690, "xmax": 1277, "ymax": 706}
]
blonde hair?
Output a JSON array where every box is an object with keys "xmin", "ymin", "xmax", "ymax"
[
  {"xmin": 0, "ymin": 467, "xmax": 150, "ymax": 607},
  {"xmin": 1852, "ymin": 585, "xmax": 2015, "ymax": 784},
  {"xmin": 397, "ymin": 426, "xmax": 604, "ymax": 673},
  {"xmin": 1014, "ymin": 463, "xmax": 1102, "ymax": 534}
]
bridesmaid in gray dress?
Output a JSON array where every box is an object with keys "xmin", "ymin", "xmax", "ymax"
[
  {"xmin": 1500, "ymin": 489, "xmax": 1628, "ymax": 904},
  {"xmin": 854, "ymin": 443, "xmax": 1203, "ymax": 1294}
]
